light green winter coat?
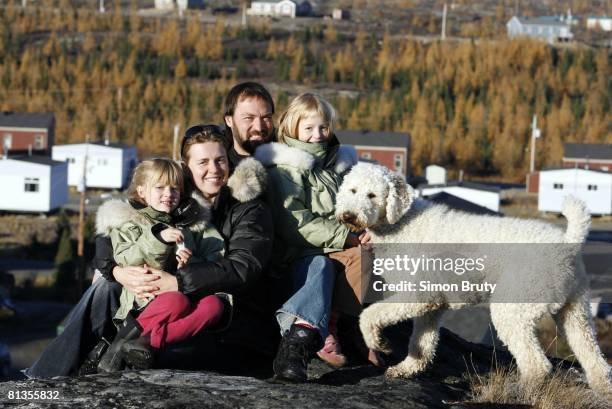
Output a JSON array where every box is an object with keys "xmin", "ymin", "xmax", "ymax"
[
  {"xmin": 254, "ymin": 136, "xmax": 357, "ymax": 265},
  {"xmin": 95, "ymin": 199, "xmax": 224, "ymax": 322}
]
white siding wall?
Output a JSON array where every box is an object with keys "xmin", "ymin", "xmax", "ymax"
[
  {"xmin": 0, "ymin": 160, "xmax": 67, "ymax": 212},
  {"xmin": 538, "ymin": 169, "xmax": 612, "ymax": 214},
  {"xmin": 52, "ymin": 145, "xmax": 129, "ymax": 189}
]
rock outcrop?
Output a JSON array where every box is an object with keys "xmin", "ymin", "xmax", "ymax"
[{"xmin": 0, "ymin": 325, "xmax": 528, "ymax": 409}]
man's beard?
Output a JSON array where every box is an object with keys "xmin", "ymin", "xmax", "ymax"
[{"xmin": 237, "ymin": 130, "xmax": 272, "ymax": 154}]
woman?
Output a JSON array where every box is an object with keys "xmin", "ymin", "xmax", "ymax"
[{"xmin": 26, "ymin": 125, "xmax": 276, "ymax": 378}]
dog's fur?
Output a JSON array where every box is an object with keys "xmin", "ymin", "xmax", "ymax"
[{"xmin": 335, "ymin": 162, "xmax": 611, "ymax": 395}]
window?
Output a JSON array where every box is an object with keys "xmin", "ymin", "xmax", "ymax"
[
  {"xmin": 98, "ymin": 158, "xmax": 108, "ymax": 166},
  {"xmin": 587, "ymin": 184, "xmax": 598, "ymax": 191},
  {"xmin": 24, "ymin": 177, "xmax": 39, "ymax": 192},
  {"xmin": 3, "ymin": 134, "xmax": 12, "ymax": 150},
  {"xmin": 394, "ymin": 154, "xmax": 402, "ymax": 170},
  {"xmin": 553, "ymin": 183, "xmax": 564, "ymax": 190},
  {"xmin": 66, "ymin": 157, "xmax": 76, "ymax": 164},
  {"xmin": 34, "ymin": 134, "xmax": 45, "ymax": 149},
  {"xmin": 360, "ymin": 152, "xmax": 371, "ymax": 160}
]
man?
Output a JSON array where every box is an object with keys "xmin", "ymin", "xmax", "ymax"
[{"xmin": 222, "ymin": 81, "xmax": 276, "ymax": 165}]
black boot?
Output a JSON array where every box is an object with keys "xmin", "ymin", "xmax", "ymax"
[
  {"xmin": 273, "ymin": 324, "xmax": 323, "ymax": 383},
  {"xmin": 97, "ymin": 314, "xmax": 142, "ymax": 373},
  {"xmin": 78, "ymin": 338, "xmax": 111, "ymax": 376},
  {"xmin": 122, "ymin": 335, "xmax": 155, "ymax": 370}
]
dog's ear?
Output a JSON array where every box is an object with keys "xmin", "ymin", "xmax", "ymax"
[{"xmin": 385, "ymin": 172, "xmax": 414, "ymax": 224}]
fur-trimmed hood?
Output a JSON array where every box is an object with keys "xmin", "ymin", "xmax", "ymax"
[{"xmin": 254, "ymin": 142, "xmax": 357, "ymax": 175}]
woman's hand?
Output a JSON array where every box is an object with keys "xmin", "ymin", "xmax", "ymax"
[
  {"xmin": 160, "ymin": 228, "xmax": 184, "ymax": 244},
  {"xmin": 358, "ymin": 231, "xmax": 371, "ymax": 244},
  {"xmin": 146, "ymin": 266, "xmax": 179, "ymax": 294},
  {"xmin": 113, "ymin": 265, "xmax": 160, "ymax": 300}
]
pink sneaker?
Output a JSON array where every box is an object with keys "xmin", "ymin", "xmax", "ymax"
[{"xmin": 317, "ymin": 333, "xmax": 347, "ymax": 368}]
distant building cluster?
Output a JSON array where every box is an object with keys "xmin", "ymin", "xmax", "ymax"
[
  {"xmin": 247, "ymin": 0, "xmax": 312, "ymax": 19},
  {"xmin": 506, "ymin": 15, "xmax": 574, "ymax": 43}
]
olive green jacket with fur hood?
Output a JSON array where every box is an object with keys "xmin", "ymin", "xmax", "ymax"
[
  {"xmin": 254, "ymin": 136, "xmax": 357, "ymax": 265},
  {"xmin": 96, "ymin": 198, "xmax": 224, "ymax": 322}
]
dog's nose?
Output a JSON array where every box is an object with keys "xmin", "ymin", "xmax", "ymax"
[{"xmin": 341, "ymin": 212, "xmax": 356, "ymax": 224}]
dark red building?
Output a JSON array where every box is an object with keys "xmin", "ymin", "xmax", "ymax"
[
  {"xmin": 563, "ymin": 143, "xmax": 612, "ymax": 172},
  {"xmin": 336, "ymin": 129, "xmax": 411, "ymax": 178},
  {"xmin": 0, "ymin": 112, "xmax": 55, "ymax": 156}
]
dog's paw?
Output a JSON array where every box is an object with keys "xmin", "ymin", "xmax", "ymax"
[{"xmin": 384, "ymin": 359, "xmax": 426, "ymax": 379}]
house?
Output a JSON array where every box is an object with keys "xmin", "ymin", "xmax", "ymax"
[
  {"xmin": 0, "ymin": 112, "xmax": 55, "ymax": 156},
  {"xmin": 332, "ymin": 8, "xmax": 350, "ymax": 20},
  {"xmin": 507, "ymin": 15, "xmax": 573, "ymax": 43},
  {"xmin": 247, "ymin": 0, "xmax": 311, "ymax": 18},
  {"xmin": 51, "ymin": 141, "xmax": 137, "ymax": 189},
  {"xmin": 418, "ymin": 181, "xmax": 501, "ymax": 213},
  {"xmin": 538, "ymin": 168, "xmax": 612, "ymax": 215},
  {"xmin": 526, "ymin": 143, "xmax": 612, "ymax": 194},
  {"xmin": 155, "ymin": 0, "xmax": 204, "ymax": 11},
  {"xmin": 0, "ymin": 156, "xmax": 68, "ymax": 213},
  {"xmin": 336, "ymin": 129, "xmax": 411, "ymax": 178},
  {"xmin": 425, "ymin": 165, "xmax": 447, "ymax": 185},
  {"xmin": 586, "ymin": 16, "xmax": 612, "ymax": 31},
  {"xmin": 563, "ymin": 143, "xmax": 612, "ymax": 172}
]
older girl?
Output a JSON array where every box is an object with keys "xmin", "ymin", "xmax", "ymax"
[{"xmin": 255, "ymin": 93, "xmax": 370, "ymax": 382}]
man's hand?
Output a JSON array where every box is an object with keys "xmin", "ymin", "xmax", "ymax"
[
  {"xmin": 160, "ymin": 228, "xmax": 184, "ymax": 244},
  {"xmin": 113, "ymin": 265, "xmax": 160, "ymax": 300}
]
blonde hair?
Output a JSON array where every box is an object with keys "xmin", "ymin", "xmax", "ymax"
[
  {"xmin": 277, "ymin": 93, "xmax": 336, "ymax": 143},
  {"xmin": 126, "ymin": 158, "xmax": 184, "ymax": 206}
]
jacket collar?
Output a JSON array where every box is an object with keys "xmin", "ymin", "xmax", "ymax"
[{"xmin": 254, "ymin": 136, "xmax": 357, "ymax": 174}]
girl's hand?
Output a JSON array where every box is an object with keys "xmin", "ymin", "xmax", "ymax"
[
  {"xmin": 160, "ymin": 228, "xmax": 184, "ymax": 244},
  {"xmin": 176, "ymin": 248, "xmax": 192, "ymax": 269},
  {"xmin": 358, "ymin": 231, "xmax": 372, "ymax": 244}
]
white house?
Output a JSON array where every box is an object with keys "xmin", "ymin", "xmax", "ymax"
[
  {"xmin": 0, "ymin": 156, "xmax": 68, "ymax": 212},
  {"xmin": 425, "ymin": 165, "xmax": 447, "ymax": 185},
  {"xmin": 52, "ymin": 142, "xmax": 137, "ymax": 190},
  {"xmin": 155, "ymin": 0, "xmax": 204, "ymax": 11},
  {"xmin": 418, "ymin": 181, "xmax": 500, "ymax": 213},
  {"xmin": 507, "ymin": 15, "xmax": 573, "ymax": 43},
  {"xmin": 247, "ymin": 0, "xmax": 311, "ymax": 18},
  {"xmin": 586, "ymin": 16, "xmax": 612, "ymax": 31},
  {"xmin": 538, "ymin": 168, "xmax": 612, "ymax": 215}
]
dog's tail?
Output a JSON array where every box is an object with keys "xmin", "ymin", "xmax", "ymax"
[{"xmin": 562, "ymin": 195, "xmax": 590, "ymax": 244}]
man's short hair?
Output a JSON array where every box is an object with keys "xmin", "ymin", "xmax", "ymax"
[{"xmin": 224, "ymin": 82, "xmax": 275, "ymax": 117}]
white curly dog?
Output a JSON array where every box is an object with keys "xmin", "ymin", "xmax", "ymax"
[{"xmin": 335, "ymin": 162, "xmax": 611, "ymax": 395}]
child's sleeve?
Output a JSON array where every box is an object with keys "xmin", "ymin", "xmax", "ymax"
[
  {"xmin": 275, "ymin": 174, "xmax": 349, "ymax": 250},
  {"xmin": 110, "ymin": 222, "xmax": 173, "ymax": 268}
]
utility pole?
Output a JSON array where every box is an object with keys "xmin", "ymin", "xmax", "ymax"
[
  {"xmin": 529, "ymin": 114, "xmax": 541, "ymax": 173},
  {"xmin": 77, "ymin": 134, "xmax": 90, "ymax": 295},
  {"xmin": 441, "ymin": 3, "xmax": 447, "ymax": 41},
  {"xmin": 173, "ymin": 124, "xmax": 180, "ymax": 160},
  {"xmin": 22, "ymin": 0, "xmax": 26, "ymax": 8},
  {"xmin": 99, "ymin": 0, "xmax": 105, "ymax": 13}
]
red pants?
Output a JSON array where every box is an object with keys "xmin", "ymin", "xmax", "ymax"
[{"xmin": 136, "ymin": 292, "xmax": 224, "ymax": 349}]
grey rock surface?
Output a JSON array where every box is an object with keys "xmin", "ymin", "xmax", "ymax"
[{"xmin": 0, "ymin": 327, "xmax": 525, "ymax": 409}]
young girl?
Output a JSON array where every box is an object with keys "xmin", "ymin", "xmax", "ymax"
[
  {"xmin": 255, "ymin": 93, "xmax": 370, "ymax": 381},
  {"xmin": 95, "ymin": 158, "xmax": 226, "ymax": 372}
]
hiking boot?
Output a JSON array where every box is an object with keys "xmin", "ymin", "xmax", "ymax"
[
  {"xmin": 317, "ymin": 333, "xmax": 347, "ymax": 368},
  {"xmin": 97, "ymin": 314, "xmax": 142, "ymax": 373},
  {"xmin": 78, "ymin": 338, "xmax": 110, "ymax": 376},
  {"xmin": 122, "ymin": 335, "xmax": 155, "ymax": 370},
  {"xmin": 273, "ymin": 324, "xmax": 322, "ymax": 383}
]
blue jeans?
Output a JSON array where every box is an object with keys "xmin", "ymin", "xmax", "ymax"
[
  {"xmin": 25, "ymin": 278, "xmax": 122, "ymax": 378},
  {"xmin": 276, "ymin": 255, "xmax": 335, "ymax": 339}
]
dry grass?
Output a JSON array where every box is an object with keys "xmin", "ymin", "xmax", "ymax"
[
  {"xmin": 467, "ymin": 365, "xmax": 610, "ymax": 409},
  {"xmin": 538, "ymin": 315, "xmax": 612, "ymax": 364}
]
